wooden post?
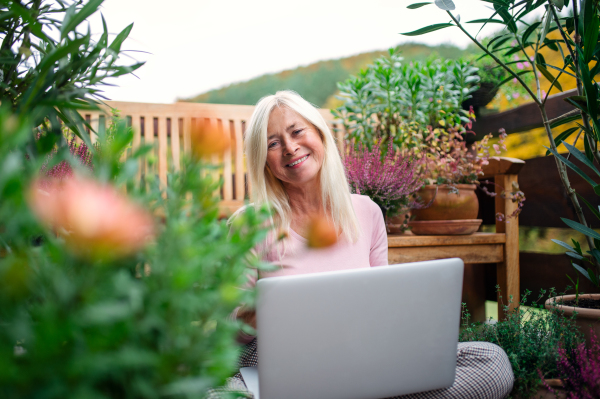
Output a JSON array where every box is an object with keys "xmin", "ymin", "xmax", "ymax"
[
  {"xmin": 131, "ymin": 114, "xmax": 142, "ymax": 185},
  {"xmin": 222, "ymin": 118, "xmax": 233, "ymax": 201},
  {"xmin": 495, "ymin": 173, "xmax": 521, "ymax": 320},
  {"xmin": 462, "ymin": 263, "xmax": 487, "ymax": 323},
  {"xmin": 234, "ymin": 119, "xmax": 245, "ymax": 201},
  {"xmin": 171, "ymin": 117, "xmax": 181, "ymax": 172}
]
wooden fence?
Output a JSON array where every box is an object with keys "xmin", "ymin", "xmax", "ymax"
[{"xmin": 85, "ymin": 101, "xmax": 345, "ymax": 214}]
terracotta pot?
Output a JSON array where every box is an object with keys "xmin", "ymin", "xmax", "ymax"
[
  {"xmin": 513, "ymin": 379, "xmax": 566, "ymax": 399},
  {"xmin": 386, "ymin": 211, "xmax": 411, "ymax": 234},
  {"xmin": 545, "ymin": 294, "xmax": 600, "ymax": 348},
  {"xmin": 412, "ymin": 184, "xmax": 479, "ymax": 221}
]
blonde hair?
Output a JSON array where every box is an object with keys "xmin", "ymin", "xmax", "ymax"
[{"xmin": 235, "ymin": 90, "xmax": 359, "ymax": 251}]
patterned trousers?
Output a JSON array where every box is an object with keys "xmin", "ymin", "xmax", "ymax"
[{"xmin": 208, "ymin": 339, "xmax": 514, "ymax": 399}]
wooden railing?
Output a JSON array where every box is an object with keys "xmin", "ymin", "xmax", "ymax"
[{"xmin": 85, "ymin": 101, "xmax": 345, "ymax": 214}]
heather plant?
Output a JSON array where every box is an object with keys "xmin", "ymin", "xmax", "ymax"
[
  {"xmin": 460, "ymin": 287, "xmax": 584, "ymax": 399},
  {"xmin": 344, "ymin": 139, "xmax": 424, "ymax": 220},
  {"xmin": 547, "ymin": 330, "xmax": 600, "ymax": 398}
]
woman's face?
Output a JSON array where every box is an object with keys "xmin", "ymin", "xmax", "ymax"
[{"xmin": 265, "ymin": 106, "xmax": 325, "ymax": 190}]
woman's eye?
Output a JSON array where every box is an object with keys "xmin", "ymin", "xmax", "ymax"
[
  {"xmin": 293, "ymin": 129, "xmax": 303, "ymax": 135},
  {"xmin": 268, "ymin": 142, "xmax": 278, "ymax": 149}
]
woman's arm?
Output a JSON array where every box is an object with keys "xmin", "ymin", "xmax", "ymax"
[{"xmin": 370, "ymin": 203, "xmax": 388, "ymax": 267}]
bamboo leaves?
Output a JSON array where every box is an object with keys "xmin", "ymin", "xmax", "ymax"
[{"xmin": 434, "ymin": 0, "xmax": 456, "ymax": 10}]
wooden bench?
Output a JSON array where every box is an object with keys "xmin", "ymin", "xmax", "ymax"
[{"xmin": 388, "ymin": 157, "xmax": 525, "ymax": 321}]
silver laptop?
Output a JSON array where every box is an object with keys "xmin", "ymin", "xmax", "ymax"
[{"xmin": 240, "ymin": 258, "xmax": 464, "ymax": 399}]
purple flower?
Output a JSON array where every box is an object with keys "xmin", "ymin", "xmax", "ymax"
[
  {"xmin": 39, "ymin": 136, "xmax": 94, "ymax": 185},
  {"xmin": 512, "ymin": 92, "xmax": 520, "ymax": 99},
  {"xmin": 524, "ymin": 61, "xmax": 530, "ymax": 67},
  {"xmin": 552, "ymin": 330, "xmax": 600, "ymax": 398},
  {"xmin": 516, "ymin": 62, "xmax": 524, "ymax": 70},
  {"xmin": 344, "ymin": 140, "xmax": 423, "ymax": 215}
]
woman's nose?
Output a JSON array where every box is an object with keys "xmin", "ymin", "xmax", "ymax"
[{"xmin": 283, "ymin": 139, "xmax": 299, "ymax": 156}]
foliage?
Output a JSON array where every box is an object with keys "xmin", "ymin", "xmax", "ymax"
[
  {"xmin": 182, "ymin": 43, "xmax": 480, "ymax": 108},
  {"xmin": 344, "ymin": 139, "xmax": 424, "ymax": 219},
  {"xmin": 460, "ymin": 288, "xmax": 584, "ymax": 399},
  {"xmin": 402, "ymin": 0, "xmax": 600, "ymax": 291},
  {"xmin": 0, "ymin": 1, "xmax": 269, "ymax": 398},
  {"xmin": 548, "ymin": 141, "xmax": 600, "ymax": 288},
  {"xmin": 333, "ymin": 48, "xmax": 480, "ymax": 147},
  {"xmin": 548, "ymin": 330, "xmax": 600, "ymax": 398},
  {"xmin": 418, "ymin": 122, "xmax": 506, "ymax": 186}
]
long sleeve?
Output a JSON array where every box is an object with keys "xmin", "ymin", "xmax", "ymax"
[{"xmin": 369, "ymin": 201, "xmax": 388, "ymax": 267}]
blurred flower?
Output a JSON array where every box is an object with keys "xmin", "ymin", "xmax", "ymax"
[
  {"xmin": 513, "ymin": 78, "xmax": 518, "ymax": 84},
  {"xmin": 542, "ymin": 90, "xmax": 547, "ymax": 98},
  {"xmin": 516, "ymin": 62, "xmax": 524, "ymax": 70},
  {"xmin": 307, "ymin": 217, "xmax": 337, "ymax": 249},
  {"xmin": 190, "ymin": 120, "xmax": 231, "ymax": 159},
  {"xmin": 512, "ymin": 92, "xmax": 520, "ymax": 99},
  {"xmin": 28, "ymin": 177, "xmax": 155, "ymax": 261},
  {"xmin": 524, "ymin": 61, "xmax": 530, "ymax": 67}
]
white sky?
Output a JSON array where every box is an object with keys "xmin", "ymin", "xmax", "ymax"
[{"xmin": 87, "ymin": 0, "xmax": 538, "ymax": 104}]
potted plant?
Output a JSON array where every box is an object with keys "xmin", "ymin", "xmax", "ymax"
[
  {"xmin": 403, "ymin": 0, "xmax": 600, "ymax": 328},
  {"xmin": 460, "ymin": 288, "xmax": 583, "ymax": 399},
  {"xmin": 543, "ymin": 330, "xmax": 600, "ymax": 398},
  {"xmin": 344, "ymin": 139, "xmax": 424, "ymax": 233}
]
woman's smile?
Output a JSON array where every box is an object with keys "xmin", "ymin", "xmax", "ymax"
[{"xmin": 286, "ymin": 154, "xmax": 309, "ymax": 168}]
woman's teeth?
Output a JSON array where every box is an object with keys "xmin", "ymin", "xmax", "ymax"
[{"xmin": 288, "ymin": 155, "xmax": 308, "ymax": 166}]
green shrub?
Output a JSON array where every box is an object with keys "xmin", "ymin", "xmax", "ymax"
[{"xmin": 459, "ymin": 287, "xmax": 584, "ymax": 399}]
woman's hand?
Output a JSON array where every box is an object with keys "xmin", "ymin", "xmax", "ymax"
[{"xmin": 237, "ymin": 306, "xmax": 257, "ymax": 330}]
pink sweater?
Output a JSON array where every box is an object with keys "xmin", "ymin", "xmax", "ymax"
[{"xmin": 249, "ymin": 194, "xmax": 389, "ymax": 284}]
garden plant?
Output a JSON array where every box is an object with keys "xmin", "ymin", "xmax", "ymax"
[
  {"xmin": 460, "ymin": 287, "xmax": 584, "ymax": 398},
  {"xmin": 403, "ymin": 0, "xmax": 600, "ymax": 291},
  {"xmin": 0, "ymin": 1, "xmax": 270, "ymax": 398}
]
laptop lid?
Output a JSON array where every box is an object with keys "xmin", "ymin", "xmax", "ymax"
[{"xmin": 252, "ymin": 258, "xmax": 464, "ymax": 399}]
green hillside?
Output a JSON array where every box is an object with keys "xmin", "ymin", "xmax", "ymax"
[{"xmin": 181, "ymin": 43, "xmax": 480, "ymax": 108}]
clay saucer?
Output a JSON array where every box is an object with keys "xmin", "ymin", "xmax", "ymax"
[{"xmin": 408, "ymin": 219, "xmax": 482, "ymax": 235}]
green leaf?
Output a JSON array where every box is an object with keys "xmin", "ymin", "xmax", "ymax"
[
  {"xmin": 109, "ymin": 23, "xmax": 134, "ymax": 53},
  {"xmin": 545, "ymin": 145, "xmax": 598, "ymax": 187},
  {"xmin": 552, "ymin": 239, "xmax": 575, "ymax": 251},
  {"xmin": 561, "ymin": 217, "xmax": 600, "ymax": 240},
  {"xmin": 467, "ymin": 18, "xmax": 506, "ymax": 24},
  {"xmin": 537, "ymin": 64, "xmax": 563, "ymax": 91},
  {"xmin": 572, "ymin": 263, "xmax": 594, "ymax": 285},
  {"xmin": 585, "ymin": 134, "xmax": 595, "ymax": 162},
  {"xmin": 579, "ymin": 47, "xmax": 599, "ymax": 121},
  {"xmin": 434, "ymin": 0, "xmax": 456, "ymax": 10},
  {"xmin": 563, "ymin": 140, "xmax": 600, "ymax": 178},
  {"xmin": 407, "ymin": 2, "xmax": 432, "ymax": 8},
  {"xmin": 584, "ymin": 15, "xmax": 599, "ymax": 63},
  {"xmin": 60, "ymin": 0, "xmax": 103, "ymax": 40},
  {"xmin": 564, "ymin": 96, "xmax": 589, "ymax": 114},
  {"xmin": 549, "ymin": 114, "xmax": 581, "ymax": 128},
  {"xmin": 577, "ymin": 192, "xmax": 600, "ymax": 220},
  {"xmin": 550, "ymin": 0, "xmax": 565, "ymax": 10},
  {"xmin": 522, "ymin": 21, "xmax": 541, "ymax": 43},
  {"xmin": 400, "ymin": 23, "xmax": 454, "ymax": 36},
  {"xmin": 567, "ymin": 251, "xmax": 585, "ymax": 260},
  {"xmin": 545, "ymin": 126, "xmax": 579, "ymax": 155}
]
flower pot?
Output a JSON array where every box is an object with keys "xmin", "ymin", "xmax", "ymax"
[
  {"xmin": 409, "ymin": 184, "xmax": 482, "ymax": 235},
  {"xmin": 461, "ymin": 82, "xmax": 499, "ymax": 115},
  {"xmin": 545, "ymin": 294, "xmax": 600, "ymax": 348},
  {"xmin": 386, "ymin": 211, "xmax": 411, "ymax": 234},
  {"xmin": 412, "ymin": 184, "xmax": 479, "ymax": 221},
  {"xmin": 513, "ymin": 379, "xmax": 566, "ymax": 399}
]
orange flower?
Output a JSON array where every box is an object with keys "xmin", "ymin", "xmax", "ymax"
[
  {"xmin": 306, "ymin": 217, "xmax": 338, "ymax": 249},
  {"xmin": 190, "ymin": 119, "xmax": 231, "ymax": 159},
  {"xmin": 28, "ymin": 177, "xmax": 155, "ymax": 261}
]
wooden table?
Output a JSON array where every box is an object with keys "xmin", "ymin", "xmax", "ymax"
[{"xmin": 387, "ymin": 157, "xmax": 525, "ymax": 321}]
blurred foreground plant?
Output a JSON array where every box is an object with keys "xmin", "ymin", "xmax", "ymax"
[{"xmin": 0, "ymin": 1, "xmax": 270, "ymax": 397}]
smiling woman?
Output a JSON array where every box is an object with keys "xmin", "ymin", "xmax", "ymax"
[{"xmin": 215, "ymin": 91, "xmax": 515, "ymax": 399}]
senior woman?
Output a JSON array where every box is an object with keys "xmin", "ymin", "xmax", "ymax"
[{"xmin": 215, "ymin": 91, "xmax": 514, "ymax": 399}]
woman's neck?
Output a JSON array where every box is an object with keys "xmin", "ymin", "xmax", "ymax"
[{"xmin": 284, "ymin": 182, "xmax": 323, "ymax": 217}]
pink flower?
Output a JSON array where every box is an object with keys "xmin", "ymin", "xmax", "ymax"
[
  {"xmin": 524, "ymin": 61, "xmax": 530, "ymax": 67},
  {"xmin": 512, "ymin": 78, "xmax": 518, "ymax": 84},
  {"xmin": 512, "ymin": 92, "xmax": 520, "ymax": 99},
  {"xmin": 513, "ymin": 55, "xmax": 519, "ymax": 61},
  {"xmin": 516, "ymin": 62, "xmax": 524, "ymax": 70},
  {"xmin": 493, "ymin": 144, "xmax": 501, "ymax": 154},
  {"xmin": 542, "ymin": 90, "xmax": 547, "ymax": 97},
  {"xmin": 511, "ymin": 40, "xmax": 517, "ymax": 47},
  {"xmin": 28, "ymin": 177, "xmax": 156, "ymax": 261}
]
